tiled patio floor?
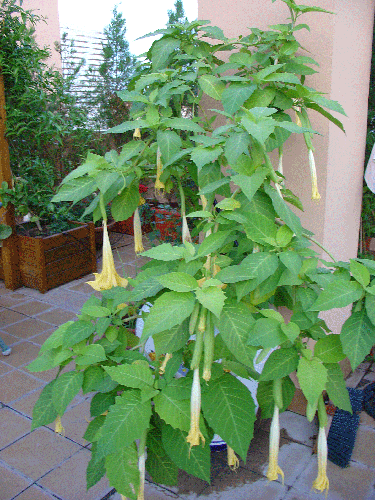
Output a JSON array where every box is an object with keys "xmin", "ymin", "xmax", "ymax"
[{"xmin": 0, "ymin": 233, "xmax": 375, "ymax": 500}]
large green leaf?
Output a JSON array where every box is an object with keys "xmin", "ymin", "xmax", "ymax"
[
  {"xmin": 105, "ymin": 444, "xmax": 140, "ymax": 500},
  {"xmin": 199, "ymin": 74, "xmax": 226, "ymax": 100},
  {"xmin": 154, "ymin": 388, "xmax": 190, "ymax": 432},
  {"xmin": 27, "ymin": 347, "xmax": 71, "ymax": 372},
  {"xmin": 365, "ymin": 294, "xmax": 375, "ymax": 325},
  {"xmin": 75, "ymin": 344, "xmax": 107, "ymax": 366},
  {"xmin": 222, "ymin": 84, "xmax": 256, "ymax": 114},
  {"xmin": 340, "ymin": 310, "xmax": 375, "ymax": 369},
  {"xmin": 195, "ymin": 286, "xmax": 226, "ymax": 318},
  {"xmin": 153, "ymin": 321, "xmax": 190, "ymax": 356},
  {"xmin": 90, "ymin": 391, "xmax": 117, "ymax": 417},
  {"xmin": 248, "ymin": 317, "xmax": 288, "ymax": 348},
  {"xmin": 86, "ymin": 454, "xmax": 106, "ymax": 490},
  {"xmin": 162, "ymin": 425, "xmax": 211, "ymax": 482},
  {"xmin": 260, "ymin": 348, "xmax": 299, "ymax": 381},
  {"xmin": 52, "ymin": 371, "xmax": 84, "ymax": 415},
  {"xmin": 215, "ymin": 264, "xmax": 255, "ymax": 283},
  {"xmin": 141, "ymin": 291, "xmax": 196, "ymax": 339},
  {"xmin": 309, "ymin": 279, "xmax": 363, "ymax": 311},
  {"xmin": 163, "ymin": 117, "xmax": 205, "ymax": 133},
  {"xmin": 96, "ymin": 391, "xmax": 151, "ymax": 459},
  {"xmin": 201, "ymin": 374, "xmax": 256, "ymax": 460},
  {"xmin": 141, "ymin": 243, "xmax": 185, "ymax": 261},
  {"xmin": 350, "ymin": 259, "xmax": 370, "ymax": 287},
  {"xmin": 264, "ymin": 184, "xmax": 302, "ymax": 236},
  {"xmin": 219, "ymin": 301, "xmax": 257, "ymax": 367},
  {"xmin": 233, "ymin": 168, "xmax": 268, "ymax": 203},
  {"xmin": 314, "ymin": 335, "xmax": 346, "ymax": 363},
  {"xmin": 243, "ymin": 212, "xmax": 277, "ymax": 244},
  {"xmin": 296, "ymin": 357, "xmax": 327, "ymax": 405},
  {"xmin": 111, "ymin": 183, "xmax": 140, "ymax": 222},
  {"xmin": 241, "ymin": 252, "xmax": 279, "ymax": 284},
  {"xmin": 104, "ymin": 361, "xmax": 153, "ymax": 389},
  {"xmin": 106, "ymin": 119, "xmax": 148, "ymax": 134},
  {"xmin": 52, "ymin": 177, "xmax": 97, "ymax": 203},
  {"xmin": 151, "ymin": 38, "xmax": 181, "ymax": 69},
  {"xmin": 241, "ymin": 116, "xmax": 275, "ymax": 144},
  {"xmin": 197, "ymin": 230, "xmax": 232, "ymax": 257},
  {"xmin": 257, "ymin": 376, "xmax": 296, "ymax": 418},
  {"xmin": 325, "ymin": 363, "xmax": 352, "ymax": 412},
  {"xmin": 62, "ymin": 320, "xmax": 96, "ymax": 348},
  {"xmin": 157, "ymin": 130, "xmax": 182, "ymax": 165},
  {"xmin": 191, "ymin": 146, "xmax": 223, "ymax": 170},
  {"xmin": 146, "ymin": 428, "xmax": 178, "ymax": 486},
  {"xmin": 225, "ymin": 133, "xmax": 250, "ymax": 165},
  {"xmin": 31, "ymin": 380, "xmax": 58, "ymax": 430},
  {"xmin": 157, "ymin": 272, "xmax": 198, "ymax": 292}
]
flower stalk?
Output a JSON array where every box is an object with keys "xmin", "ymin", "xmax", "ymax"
[{"xmin": 137, "ymin": 429, "xmax": 147, "ymax": 500}]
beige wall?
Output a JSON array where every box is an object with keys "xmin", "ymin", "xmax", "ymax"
[
  {"xmin": 198, "ymin": 0, "xmax": 375, "ymax": 332},
  {"xmin": 22, "ymin": 0, "xmax": 61, "ymax": 69}
]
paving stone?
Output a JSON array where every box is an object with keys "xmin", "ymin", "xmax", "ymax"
[
  {"xmin": 10, "ymin": 388, "xmax": 44, "ymax": 418},
  {"xmin": 46, "ymin": 398, "xmax": 91, "ymax": 446},
  {"xmin": 360, "ymin": 410, "xmax": 375, "ymax": 428},
  {"xmin": 0, "ymin": 293, "xmax": 29, "ymax": 308},
  {"xmin": 0, "ymin": 361, "xmax": 14, "ymax": 376},
  {"xmin": 37, "ymin": 448, "xmax": 112, "ymax": 500},
  {"xmin": 363, "ymin": 371, "xmax": 375, "ymax": 382},
  {"xmin": 0, "ymin": 427, "xmax": 81, "ymax": 480},
  {"xmin": 0, "ymin": 407, "xmax": 32, "ymax": 450},
  {"xmin": 351, "ymin": 426, "xmax": 375, "ymax": 467},
  {"xmin": 110, "ymin": 481, "xmax": 181, "ymax": 500},
  {"xmin": 35, "ymin": 289, "xmax": 89, "ymax": 313},
  {"xmin": 32, "ymin": 328, "xmax": 57, "ymax": 346},
  {"xmin": 2, "ymin": 317, "xmax": 52, "ymax": 339},
  {"xmin": 14, "ymin": 484, "xmax": 56, "ymax": 500},
  {"xmin": 0, "ymin": 462, "xmax": 32, "ymax": 500},
  {"xmin": 35, "ymin": 308, "xmax": 76, "ymax": 326},
  {"xmin": 0, "ymin": 329, "xmax": 19, "ymax": 346},
  {"xmin": 346, "ymin": 367, "xmax": 367, "ymax": 388},
  {"xmin": 279, "ymin": 410, "xmax": 317, "ymax": 446},
  {"xmin": 3, "ymin": 341, "xmax": 41, "ymax": 369},
  {"xmin": 0, "ymin": 307, "xmax": 27, "ymax": 328},
  {"xmin": 291, "ymin": 457, "xmax": 375, "ymax": 500},
  {"xmin": 12, "ymin": 300, "xmax": 53, "ymax": 316},
  {"xmin": 0, "ymin": 369, "xmax": 44, "ymax": 404}
]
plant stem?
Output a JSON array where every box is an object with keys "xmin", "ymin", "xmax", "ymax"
[{"xmin": 302, "ymin": 233, "xmax": 337, "ymax": 263}]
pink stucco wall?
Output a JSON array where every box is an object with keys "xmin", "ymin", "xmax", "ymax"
[
  {"xmin": 22, "ymin": 0, "xmax": 61, "ymax": 69},
  {"xmin": 198, "ymin": 0, "xmax": 375, "ymax": 333}
]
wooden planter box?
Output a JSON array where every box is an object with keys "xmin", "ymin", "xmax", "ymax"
[{"xmin": 0, "ymin": 222, "xmax": 97, "ymax": 293}]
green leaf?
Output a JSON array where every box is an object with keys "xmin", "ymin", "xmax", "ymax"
[
  {"xmin": 309, "ymin": 94, "xmax": 346, "ymax": 116},
  {"xmin": 0, "ymin": 224, "xmax": 11, "ymax": 240},
  {"xmin": 233, "ymin": 168, "xmax": 268, "ymax": 203},
  {"xmin": 52, "ymin": 371, "xmax": 84, "ymax": 415},
  {"xmin": 220, "ymin": 302, "xmax": 257, "ymax": 367},
  {"xmin": 151, "ymin": 38, "xmax": 181, "ymax": 69},
  {"xmin": 243, "ymin": 212, "xmax": 277, "ymax": 244},
  {"xmin": 52, "ymin": 177, "xmax": 97, "ymax": 203},
  {"xmin": 197, "ymin": 230, "xmax": 232, "ymax": 257},
  {"xmin": 260, "ymin": 348, "xmax": 299, "ymax": 381},
  {"xmin": 82, "ymin": 305, "xmax": 111, "ymax": 318},
  {"xmin": 215, "ymin": 264, "xmax": 255, "ymax": 283},
  {"xmin": 195, "ymin": 286, "xmax": 226, "ymax": 318},
  {"xmin": 296, "ymin": 357, "xmax": 327, "ymax": 405},
  {"xmin": 111, "ymin": 183, "xmax": 140, "ymax": 222},
  {"xmin": 340, "ymin": 310, "xmax": 375, "ymax": 369},
  {"xmin": 163, "ymin": 117, "xmax": 205, "ymax": 133},
  {"xmin": 264, "ymin": 184, "xmax": 302, "ymax": 236},
  {"xmin": 224, "ymin": 133, "xmax": 251, "ymax": 165},
  {"xmin": 27, "ymin": 347, "xmax": 71, "ymax": 372},
  {"xmin": 75, "ymin": 344, "xmax": 107, "ymax": 366},
  {"xmin": 62, "ymin": 320, "xmax": 96, "ymax": 348},
  {"xmin": 83, "ymin": 366, "xmax": 105, "ymax": 394},
  {"xmin": 141, "ymin": 291, "xmax": 196, "ymax": 339},
  {"xmin": 350, "ymin": 259, "xmax": 370, "ymax": 287},
  {"xmin": 31, "ymin": 380, "xmax": 58, "ymax": 430},
  {"xmin": 248, "ymin": 318, "xmax": 288, "ymax": 348},
  {"xmin": 279, "ymin": 251, "xmax": 302, "ymax": 275},
  {"xmin": 39, "ymin": 322, "xmax": 72, "ymax": 353},
  {"xmin": 86, "ymin": 454, "xmax": 106, "ymax": 490},
  {"xmin": 309, "ymin": 279, "xmax": 363, "ymax": 311},
  {"xmin": 257, "ymin": 376, "xmax": 296, "ymax": 418},
  {"xmin": 325, "ymin": 364, "xmax": 352, "ymax": 412},
  {"xmin": 146, "ymin": 428, "xmax": 178, "ymax": 486},
  {"xmin": 141, "ymin": 243, "xmax": 184, "ymax": 261},
  {"xmin": 215, "ymin": 198, "xmax": 241, "ymax": 211},
  {"xmin": 104, "ymin": 361, "xmax": 153, "ymax": 389},
  {"xmin": 263, "ymin": 72, "xmax": 300, "ymax": 84},
  {"xmin": 96, "ymin": 392, "xmax": 151, "ymax": 459},
  {"xmin": 314, "ymin": 335, "xmax": 346, "ymax": 363},
  {"xmin": 280, "ymin": 322, "xmax": 300, "ymax": 342},
  {"xmin": 153, "ymin": 321, "xmax": 189, "ymax": 356},
  {"xmin": 222, "ymin": 84, "xmax": 256, "ymax": 114},
  {"xmin": 90, "ymin": 391, "xmax": 117, "ymax": 417},
  {"xmin": 199, "ymin": 74, "xmax": 226, "ymax": 100},
  {"xmin": 241, "ymin": 116, "xmax": 275, "ymax": 144},
  {"xmin": 157, "ymin": 130, "xmax": 182, "ymax": 165},
  {"xmin": 154, "ymin": 389, "xmax": 190, "ymax": 432},
  {"xmin": 105, "ymin": 445, "xmax": 140, "ymax": 500},
  {"xmin": 201, "ymin": 374, "xmax": 256, "ymax": 460},
  {"xmin": 106, "ymin": 119, "xmax": 148, "ymax": 134},
  {"xmin": 157, "ymin": 272, "xmax": 198, "ymax": 292},
  {"xmin": 201, "ymin": 25, "xmax": 226, "ymax": 40},
  {"xmin": 365, "ymin": 294, "xmax": 375, "ymax": 325},
  {"xmin": 191, "ymin": 146, "xmax": 223, "ymax": 170}
]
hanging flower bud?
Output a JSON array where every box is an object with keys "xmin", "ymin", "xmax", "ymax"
[
  {"xmin": 308, "ymin": 148, "xmax": 321, "ymax": 201},
  {"xmin": 54, "ymin": 416, "xmax": 65, "ymax": 436},
  {"xmin": 266, "ymin": 405, "xmax": 284, "ymax": 484},
  {"xmin": 159, "ymin": 353, "xmax": 172, "ymax": 375},
  {"xmin": 312, "ymin": 426, "xmax": 329, "ymax": 494},
  {"xmin": 87, "ymin": 221, "xmax": 128, "ymax": 290},
  {"xmin": 182, "ymin": 214, "xmax": 192, "ymax": 243},
  {"xmin": 186, "ymin": 368, "xmax": 205, "ymax": 450},
  {"xmin": 133, "ymin": 127, "xmax": 141, "ymax": 139},
  {"xmin": 227, "ymin": 446, "xmax": 239, "ymax": 470},
  {"xmin": 155, "ymin": 147, "xmax": 165, "ymax": 192},
  {"xmin": 133, "ymin": 207, "xmax": 144, "ymax": 253}
]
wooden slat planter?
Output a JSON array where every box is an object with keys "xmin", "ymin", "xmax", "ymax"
[{"xmin": 0, "ymin": 222, "xmax": 97, "ymax": 293}]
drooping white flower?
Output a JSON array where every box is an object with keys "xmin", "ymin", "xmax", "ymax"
[
  {"xmin": 186, "ymin": 368, "xmax": 205, "ymax": 450},
  {"xmin": 266, "ymin": 405, "xmax": 284, "ymax": 483},
  {"xmin": 308, "ymin": 148, "xmax": 321, "ymax": 201},
  {"xmin": 182, "ymin": 214, "xmax": 192, "ymax": 243},
  {"xmin": 133, "ymin": 207, "xmax": 144, "ymax": 254},
  {"xmin": 227, "ymin": 446, "xmax": 239, "ymax": 470},
  {"xmin": 312, "ymin": 426, "xmax": 329, "ymax": 494},
  {"xmin": 155, "ymin": 147, "xmax": 165, "ymax": 191},
  {"xmin": 54, "ymin": 416, "xmax": 65, "ymax": 436}
]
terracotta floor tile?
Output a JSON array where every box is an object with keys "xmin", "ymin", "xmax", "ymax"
[
  {"xmin": 0, "ymin": 427, "xmax": 81, "ymax": 481},
  {"xmin": 38, "ymin": 448, "xmax": 111, "ymax": 500},
  {"xmin": 12, "ymin": 300, "xmax": 53, "ymax": 317},
  {"xmin": 0, "ymin": 361, "xmax": 14, "ymax": 376},
  {"xmin": 0, "ymin": 407, "xmax": 32, "ymax": 450},
  {"xmin": 46, "ymin": 399, "xmax": 91, "ymax": 446},
  {"xmin": 35, "ymin": 308, "xmax": 76, "ymax": 326},
  {"xmin": 0, "ymin": 308, "xmax": 27, "ymax": 328},
  {"xmin": 10, "ymin": 388, "xmax": 44, "ymax": 418},
  {"xmin": 0, "ymin": 293, "xmax": 29, "ymax": 308},
  {"xmin": 0, "ymin": 369, "xmax": 44, "ymax": 404},
  {"xmin": 0, "ymin": 463, "xmax": 32, "ymax": 500},
  {"xmin": 2, "ymin": 318, "xmax": 52, "ymax": 339},
  {"xmin": 13, "ymin": 484, "xmax": 56, "ymax": 500},
  {"xmin": 0, "ymin": 330, "xmax": 20, "ymax": 347},
  {"xmin": 32, "ymin": 328, "xmax": 56, "ymax": 346},
  {"xmin": 34, "ymin": 289, "xmax": 89, "ymax": 314},
  {"xmin": 4, "ymin": 341, "xmax": 41, "ymax": 369},
  {"xmin": 67, "ymin": 281, "xmax": 95, "ymax": 294}
]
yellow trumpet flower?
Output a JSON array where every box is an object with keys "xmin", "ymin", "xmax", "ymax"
[
  {"xmin": 133, "ymin": 208, "xmax": 144, "ymax": 254},
  {"xmin": 312, "ymin": 426, "xmax": 329, "ymax": 494},
  {"xmin": 159, "ymin": 353, "xmax": 172, "ymax": 375},
  {"xmin": 266, "ymin": 405, "xmax": 284, "ymax": 483},
  {"xmin": 87, "ymin": 221, "xmax": 128, "ymax": 291},
  {"xmin": 308, "ymin": 148, "xmax": 321, "ymax": 201},
  {"xmin": 186, "ymin": 368, "xmax": 205, "ymax": 450},
  {"xmin": 155, "ymin": 147, "xmax": 165, "ymax": 191},
  {"xmin": 133, "ymin": 127, "xmax": 141, "ymax": 139},
  {"xmin": 54, "ymin": 416, "xmax": 65, "ymax": 436},
  {"xmin": 182, "ymin": 214, "xmax": 192, "ymax": 243},
  {"xmin": 227, "ymin": 446, "xmax": 239, "ymax": 470}
]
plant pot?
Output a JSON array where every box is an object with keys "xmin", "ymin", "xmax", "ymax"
[
  {"xmin": 154, "ymin": 207, "xmax": 181, "ymax": 242},
  {"xmin": 0, "ymin": 222, "xmax": 97, "ymax": 293}
]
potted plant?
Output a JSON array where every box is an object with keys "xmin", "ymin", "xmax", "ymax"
[{"xmin": 28, "ymin": 2, "xmax": 373, "ymax": 499}]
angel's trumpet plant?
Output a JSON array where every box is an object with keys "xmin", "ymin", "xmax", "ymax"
[
  {"xmin": 313, "ymin": 396, "xmax": 329, "ymax": 494},
  {"xmin": 155, "ymin": 147, "xmax": 165, "ymax": 192},
  {"xmin": 54, "ymin": 416, "xmax": 65, "ymax": 436},
  {"xmin": 308, "ymin": 147, "xmax": 321, "ymax": 201},
  {"xmin": 227, "ymin": 446, "xmax": 239, "ymax": 470},
  {"xmin": 87, "ymin": 220, "xmax": 128, "ymax": 290},
  {"xmin": 133, "ymin": 207, "xmax": 144, "ymax": 254},
  {"xmin": 267, "ymin": 380, "xmax": 284, "ymax": 483},
  {"xmin": 186, "ymin": 367, "xmax": 205, "ymax": 450}
]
